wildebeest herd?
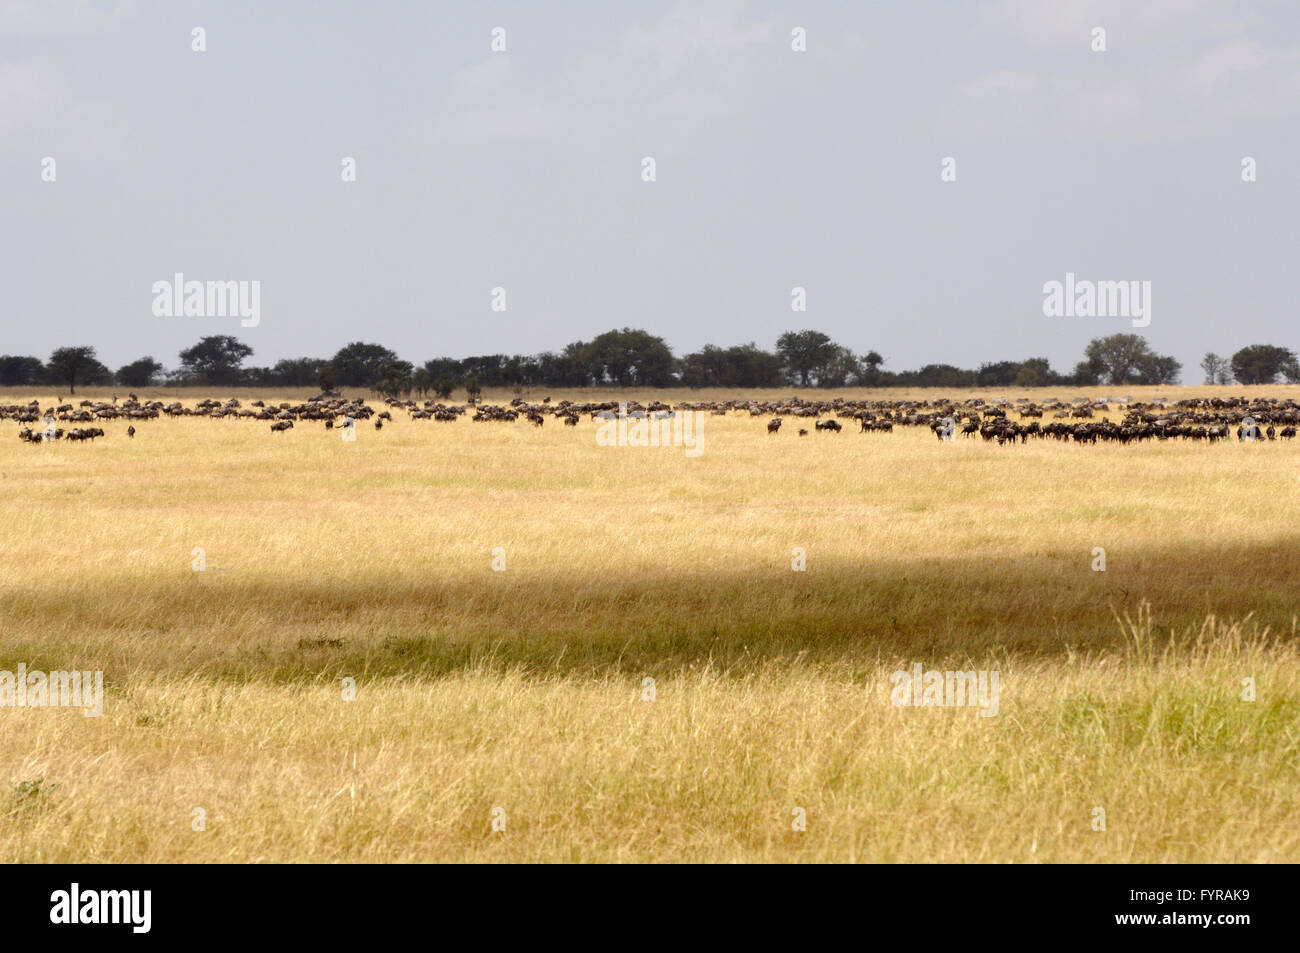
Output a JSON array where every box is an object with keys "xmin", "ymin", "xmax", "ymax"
[{"xmin": 5, "ymin": 393, "xmax": 1300, "ymax": 445}]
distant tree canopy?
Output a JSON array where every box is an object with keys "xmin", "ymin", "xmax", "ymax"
[
  {"xmin": 47, "ymin": 346, "xmax": 112, "ymax": 394},
  {"xmin": 0, "ymin": 354, "xmax": 47, "ymax": 386},
  {"xmin": 116, "ymin": 357, "xmax": 163, "ymax": 388},
  {"xmin": 270, "ymin": 358, "xmax": 327, "ymax": 388},
  {"xmin": 330, "ymin": 342, "xmax": 398, "ymax": 387},
  {"xmin": 775, "ymin": 330, "xmax": 840, "ymax": 386},
  {"xmin": 580, "ymin": 328, "xmax": 676, "ymax": 387},
  {"xmin": 179, "ymin": 336, "xmax": 254, "ymax": 386},
  {"xmin": 13, "ymin": 328, "xmax": 1284, "ymax": 394},
  {"xmin": 1231, "ymin": 344, "xmax": 1295, "ymax": 385},
  {"xmin": 1082, "ymin": 334, "xmax": 1181, "ymax": 386},
  {"xmin": 375, "ymin": 360, "xmax": 415, "ymax": 398},
  {"xmin": 1201, "ymin": 352, "xmax": 1233, "ymax": 385},
  {"xmin": 679, "ymin": 343, "xmax": 785, "ymax": 388}
]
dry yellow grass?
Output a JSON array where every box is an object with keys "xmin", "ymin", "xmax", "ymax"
[{"xmin": 1, "ymin": 385, "xmax": 1297, "ymax": 862}]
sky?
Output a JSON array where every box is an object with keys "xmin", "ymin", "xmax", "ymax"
[{"xmin": 3, "ymin": 0, "xmax": 1299, "ymax": 381}]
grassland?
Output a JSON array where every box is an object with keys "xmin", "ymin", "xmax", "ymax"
[{"xmin": 1, "ymin": 385, "xmax": 1297, "ymax": 862}]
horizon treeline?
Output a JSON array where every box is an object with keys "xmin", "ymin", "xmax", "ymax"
[{"xmin": 3, "ymin": 328, "xmax": 1300, "ymax": 396}]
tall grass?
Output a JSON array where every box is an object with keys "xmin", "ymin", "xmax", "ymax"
[{"xmin": 1, "ymin": 387, "xmax": 1296, "ymax": 861}]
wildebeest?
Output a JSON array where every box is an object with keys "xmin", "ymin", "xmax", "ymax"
[{"xmin": 10, "ymin": 390, "xmax": 1300, "ymax": 451}]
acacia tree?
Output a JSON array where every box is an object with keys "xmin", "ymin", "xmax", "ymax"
[
  {"xmin": 859, "ymin": 350, "xmax": 885, "ymax": 386},
  {"xmin": 579, "ymin": 328, "xmax": 675, "ymax": 387},
  {"xmin": 776, "ymin": 330, "xmax": 840, "ymax": 386},
  {"xmin": 116, "ymin": 357, "xmax": 163, "ymax": 388},
  {"xmin": 1231, "ymin": 345, "xmax": 1294, "ymax": 385},
  {"xmin": 1082, "ymin": 335, "xmax": 1181, "ymax": 385},
  {"xmin": 179, "ymin": 336, "xmax": 253, "ymax": 386},
  {"xmin": 1013, "ymin": 358, "xmax": 1053, "ymax": 387},
  {"xmin": 330, "ymin": 342, "xmax": 398, "ymax": 388},
  {"xmin": 47, "ymin": 346, "xmax": 111, "ymax": 394},
  {"xmin": 375, "ymin": 360, "xmax": 414, "ymax": 397}
]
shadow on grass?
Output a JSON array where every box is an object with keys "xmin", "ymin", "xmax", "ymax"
[{"xmin": 3, "ymin": 538, "xmax": 1298, "ymax": 682}]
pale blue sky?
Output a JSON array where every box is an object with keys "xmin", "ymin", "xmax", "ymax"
[{"xmin": 3, "ymin": 0, "xmax": 1298, "ymax": 379}]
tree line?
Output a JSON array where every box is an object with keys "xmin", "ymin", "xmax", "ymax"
[{"xmin": 3, "ymin": 329, "xmax": 1297, "ymax": 395}]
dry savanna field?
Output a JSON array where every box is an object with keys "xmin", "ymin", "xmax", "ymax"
[{"xmin": 2, "ymin": 385, "xmax": 1298, "ymax": 862}]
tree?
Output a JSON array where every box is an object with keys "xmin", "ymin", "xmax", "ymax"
[
  {"xmin": 1082, "ymin": 335, "xmax": 1179, "ymax": 386},
  {"xmin": 1135, "ymin": 353, "xmax": 1182, "ymax": 385},
  {"xmin": 271, "ymin": 357, "xmax": 327, "ymax": 387},
  {"xmin": 578, "ymin": 328, "xmax": 676, "ymax": 387},
  {"xmin": 47, "ymin": 346, "xmax": 111, "ymax": 394},
  {"xmin": 533, "ymin": 350, "xmax": 587, "ymax": 388},
  {"xmin": 679, "ymin": 345, "xmax": 731, "ymax": 389},
  {"xmin": 1013, "ymin": 358, "xmax": 1054, "ymax": 387},
  {"xmin": 412, "ymin": 367, "xmax": 431, "ymax": 398},
  {"xmin": 330, "ymin": 342, "xmax": 398, "ymax": 388},
  {"xmin": 1283, "ymin": 355, "xmax": 1300, "ymax": 385},
  {"xmin": 776, "ymin": 330, "xmax": 839, "ymax": 386},
  {"xmin": 0, "ymin": 355, "xmax": 47, "ymax": 386},
  {"xmin": 318, "ymin": 364, "xmax": 339, "ymax": 393},
  {"xmin": 457, "ymin": 354, "xmax": 508, "ymax": 387},
  {"xmin": 859, "ymin": 351, "xmax": 885, "ymax": 387},
  {"xmin": 1231, "ymin": 345, "xmax": 1294, "ymax": 385},
  {"xmin": 816, "ymin": 347, "xmax": 860, "ymax": 387},
  {"xmin": 1200, "ymin": 353, "xmax": 1232, "ymax": 385},
  {"xmin": 976, "ymin": 361, "xmax": 1023, "ymax": 387},
  {"xmin": 116, "ymin": 357, "xmax": 163, "ymax": 388},
  {"xmin": 375, "ymin": 360, "xmax": 414, "ymax": 398},
  {"xmin": 910, "ymin": 363, "xmax": 976, "ymax": 388},
  {"xmin": 179, "ymin": 336, "xmax": 253, "ymax": 386},
  {"xmin": 680, "ymin": 343, "xmax": 784, "ymax": 388},
  {"xmin": 1071, "ymin": 357, "xmax": 1103, "ymax": 386}
]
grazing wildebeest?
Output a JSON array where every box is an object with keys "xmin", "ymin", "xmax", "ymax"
[
  {"xmin": 814, "ymin": 419, "xmax": 841, "ymax": 432},
  {"xmin": 767, "ymin": 418, "xmax": 782, "ymax": 434},
  {"xmin": 127, "ymin": 426, "xmax": 135, "ymax": 438},
  {"xmin": 270, "ymin": 420, "xmax": 293, "ymax": 432}
]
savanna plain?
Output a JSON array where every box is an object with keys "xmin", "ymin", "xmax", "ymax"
[{"xmin": 2, "ymin": 385, "xmax": 1297, "ymax": 862}]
